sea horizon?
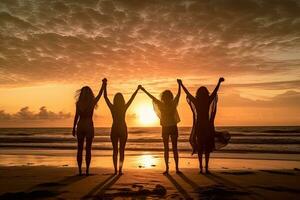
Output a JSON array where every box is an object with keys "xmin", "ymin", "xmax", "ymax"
[{"xmin": 1, "ymin": 125, "xmax": 300, "ymax": 128}]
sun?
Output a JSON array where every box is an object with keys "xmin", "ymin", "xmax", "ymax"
[{"xmin": 135, "ymin": 103, "xmax": 159, "ymax": 126}]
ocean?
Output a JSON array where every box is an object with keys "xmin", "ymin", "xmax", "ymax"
[{"xmin": 1, "ymin": 126, "xmax": 300, "ymax": 154}]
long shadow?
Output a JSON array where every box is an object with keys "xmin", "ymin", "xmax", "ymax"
[
  {"xmin": 30, "ymin": 175, "xmax": 86, "ymax": 190},
  {"xmin": 206, "ymin": 173, "xmax": 250, "ymax": 190},
  {"xmin": 81, "ymin": 174, "xmax": 121, "ymax": 200},
  {"xmin": 177, "ymin": 172, "xmax": 199, "ymax": 190},
  {"xmin": 0, "ymin": 175, "xmax": 86, "ymax": 200},
  {"xmin": 205, "ymin": 173, "xmax": 262, "ymax": 200},
  {"xmin": 165, "ymin": 174, "xmax": 193, "ymax": 200}
]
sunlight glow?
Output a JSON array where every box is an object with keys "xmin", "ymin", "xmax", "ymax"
[
  {"xmin": 138, "ymin": 155, "xmax": 157, "ymax": 168},
  {"xmin": 135, "ymin": 103, "xmax": 159, "ymax": 126}
]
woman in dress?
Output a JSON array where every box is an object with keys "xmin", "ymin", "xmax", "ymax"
[
  {"xmin": 103, "ymin": 79, "xmax": 141, "ymax": 174},
  {"xmin": 141, "ymin": 79, "xmax": 181, "ymax": 174},
  {"xmin": 72, "ymin": 80, "xmax": 106, "ymax": 175},
  {"xmin": 179, "ymin": 78, "xmax": 225, "ymax": 173}
]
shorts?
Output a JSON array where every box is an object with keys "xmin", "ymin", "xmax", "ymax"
[{"xmin": 162, "ymin": 125, "xmax": 178, "ymax": 139}]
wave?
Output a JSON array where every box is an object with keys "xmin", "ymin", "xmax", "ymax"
[
  {"xmin": 229, "ymin": 133, "xmax": 300, "ymax": 137},
  {"xmin": 260, "ymin": 129, "xmax": 300, "ymax": 133},
  {"xmin": 3, "ymin": 133, "xmax": 34, "ymax": 136},
  {"xmin": 1, "ymin": 127, "xmax": 300, "ymax": 135},
  {"xmin": 1, "ymin": 136, "xmax": 300, "ymax": 144}
]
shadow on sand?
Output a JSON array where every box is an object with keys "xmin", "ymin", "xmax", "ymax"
[
  {"xmin": 204, "ymin": 173, "xmax": 260, "ymax": 200},
  {"xmin": 165, "ymin": 173, "xmax": 193, "ymax": 200},
  {"xmin": 177, "ymin": 172, "xmax": 199, "ymax": 190},
  {"xmin": 81, "ymin": 174, "xmax": 121, "ymax": 200},
  {"xmin": 174, "ymin": 171, "xmax": 260, "ymax": 200},
  {"xmin": 0, "ymin": 175, "xmax": 86, "ymax": 200}
]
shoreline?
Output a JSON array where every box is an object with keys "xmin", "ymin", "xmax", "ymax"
[
  {"xmin": 1, "ymin": 149, "xmax": 300, "ymax": 170},
  {"xmin": 1, "ymin": 147, "xmax": 299, "ymax": 199}
]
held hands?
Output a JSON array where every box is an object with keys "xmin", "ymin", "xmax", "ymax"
[
  {"xmin": 177, "ymin": 79, "xmax": 182, "ymax": 85},
  {"xmin": 140, "ymin": 85, "xmax": 145, "ymax": 92},
  {"xmin": 102, "ymin": 78, "xmax": 107, "ymax": 88},
  {"xmin": 100, "ymin": 78, "xmax": 222, "ymax": 93}
]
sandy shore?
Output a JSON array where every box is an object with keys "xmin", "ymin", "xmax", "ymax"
[{"xmin": 0, "ymin": 155, "xmax": 300, "ymax": 199}]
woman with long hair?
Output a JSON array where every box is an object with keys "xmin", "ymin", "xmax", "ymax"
[
  {"xmin": 72, "ymin": 80, "xmax": 106, "ymax": 175},
  {"xmin": 141, "ymin": 80, "xmax": 181, "ymax": 174},
  {"xmin": 179, "ymin": 78, "xmax": 225, "ymax": 174},
  {"xmin": 103, "ymin": 79, "xmax": 141, "ymax": 174}
]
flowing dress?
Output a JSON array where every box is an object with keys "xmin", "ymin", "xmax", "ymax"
[{"xmin": 187, "ymin": 95, "xmax": 230, "ymax": 154}]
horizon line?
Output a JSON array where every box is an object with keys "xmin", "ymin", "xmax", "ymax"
[{"xmin": 0, "ymin": 125, "xmax": 299, "ymax": 129}]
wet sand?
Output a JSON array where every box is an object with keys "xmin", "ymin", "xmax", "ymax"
[{"xmin": 0, "ymin": 151, "xmax": 300, "ymax": 199}]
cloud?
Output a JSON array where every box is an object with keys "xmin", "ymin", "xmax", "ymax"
[
  {"xmin": 226, "ymin": 80, "xmax": 300, "ymax": 90},
  {"xmin": 0, "ymin": 0, "xmax": 299, "ymax": 87},
  {"xmin": 0, "ymin": 106, "xmax": 71, "ymax": 121},
  {"xmin": 221, "ymin": 90, "xmax": 300, "ymax": 107}
]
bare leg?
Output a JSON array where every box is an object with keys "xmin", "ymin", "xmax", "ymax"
[
  {"xmin": 77, "ymin": 137, "xmax": 84, "ymax": 175},
  {"xmin": 163, "ymin": 136, "xmax": 169, "ymax": 174},
  {"xmin": 198, "ymin": 150, "xmax": 203, "ymax": 174},
  {"xmin": 85, "ymin": 137, "xmax": 93, "ymax": 176},
  {"xmin": 171, "ymin": 134, "xmax": 179, "ymax": 173},
  {"xmin": 205, "ymin": 152, "xmax": 210, "ymax": 173},
  {"xmin": 111, "ymin": 136, "xmax": 118, "ymax": 174},
  {"xmin": 119, "ymin": 134, "xmax": 127, "ymax": 175}
]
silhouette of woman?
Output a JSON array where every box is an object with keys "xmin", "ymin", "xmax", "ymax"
[
  {"xmin": 141, "ymin": 80, "xmax": 181, "ymax": 174},
  {"xmin": 72, "ymin": 80, "xmax": 105, "ymax": 175},
  {"xmin": 103, "ymin": 79, "xmax": 141, "ymax": 174},
  {"xmin": 179, "ymin": 78, "xmax": 225, "ymax": 174}
]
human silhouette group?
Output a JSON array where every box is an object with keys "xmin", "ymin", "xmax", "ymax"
[{"xmin": 72, "ymin": 78, "xmax": 227, "ymax": 176}]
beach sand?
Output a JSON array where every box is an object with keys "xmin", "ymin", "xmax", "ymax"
[{"xmin": 0, "ymin": 152, "xmax": 300, "ymax": 200}]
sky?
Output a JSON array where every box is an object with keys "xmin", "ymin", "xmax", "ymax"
[{"xmin": 0, "ymin": 0, "xmax": 299, "ymax": 127}]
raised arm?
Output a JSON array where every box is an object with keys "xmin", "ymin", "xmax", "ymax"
[
  {"xmin": 125, "ymin": 85, "xmax": 141, "ymax": 110},
  {"xmin": 72, "ymin": 107, "xmax": 79, "ymax": 137},
  {"xmin": 173, "ymin": 79, "xmax": 181, "ymax": 105},
  {"xmin": 94, "ymin": 80, "xmax": 105, "ymax": 104},
  {"xmin": 141, "ymin": 86, "xmax": 161, "ymax": 104},
  {"xmin": 209, "ymin": 77, "xmax": 224, "ymax": 103},
  {"xmin": 179, "ymin": 81, "xmax": 196, "ymax": 102},
  {"xmin": 103, "ymin": 79, "xmax": 113, "ymax": 110}
]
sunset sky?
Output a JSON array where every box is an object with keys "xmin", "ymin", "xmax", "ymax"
[{"xmin": 0, "ymin": 0, "xmax": 299, "ymax": 127}]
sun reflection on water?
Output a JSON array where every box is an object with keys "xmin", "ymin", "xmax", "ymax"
[{"xmin": 137, "ymin": 155, "xmax": 157, "ymax": 169}]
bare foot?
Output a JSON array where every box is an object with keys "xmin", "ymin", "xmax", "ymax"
[{"xmin": 199, "ymin": 168, "xmax": 203, "ymax": 174}]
